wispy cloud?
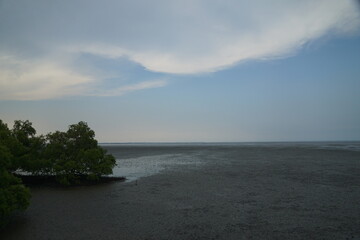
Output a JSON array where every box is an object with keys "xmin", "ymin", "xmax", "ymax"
[
  {"xmin": 0, "ymin": 56, "xmax": 166, "ymax": 100},
  {"xmin": 0, "ymin": 0, "xmax": 359, "ymax": 100},
  {"xmin": 76, "ymin": 0, "xmax": 359, "ymax": 74},
  {"xmin": 90, "ymin": 79, "xmax": 168, "ymax": 97},
  {"xmin": 0, "ymin": 56, "xmax": 94, "ymax": 100}
]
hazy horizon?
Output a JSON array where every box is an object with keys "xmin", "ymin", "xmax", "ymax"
[{"xmin": 98, "ymin": 141, "xmax": 360, "ymax": 145}]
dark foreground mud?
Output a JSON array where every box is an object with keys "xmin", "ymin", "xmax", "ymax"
[
  {"xmin": 1, "ymin": 144, "xmax": 360, "ymax": 239},
  {"xmin": 15, "ymin": 174, "xmax": 126, "ymax": 187}
]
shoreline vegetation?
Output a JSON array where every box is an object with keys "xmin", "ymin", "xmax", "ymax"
[{"xmin": 0, "ymin": 119, "xmax": 119, "ymax": 228}]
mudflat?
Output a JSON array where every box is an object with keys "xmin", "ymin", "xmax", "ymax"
[{"xmin": 1, "ymin": 143, "xmax": 360, "ymax": 239}]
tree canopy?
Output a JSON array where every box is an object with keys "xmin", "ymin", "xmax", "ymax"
[
  {"xmin": 0, "ymin": 119, "xmax": 116, "ymax": 227},
  {"xmin": 45, "ymin": 121, "xmax": 116, "ymax": 184},
  {"xmin": 0, "ymin": 120, "xmax": 31, "ymax": 228}
]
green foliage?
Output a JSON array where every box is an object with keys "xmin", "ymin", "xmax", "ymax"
[
  {"xmin": 12, "ymin": 120, "xmax": 36, "ymax": 147},
  {"xmin": 8, "ymin": 120, "xmax": 50, "ymax": 174},
  {"xmin": 3, "ymin": 120, "xmax": 116, "ymax": 185},
  {"xmin": 0, "ymin": 119, "xmax": 117, "ymax": 227},
  {"xmin": 0, "ymin": 120, "xmax": 31, "ymax": 228},
  {"xmin": 0, "ymin": 170, "xmax": 31, "ymax": 228},
  {"xmin": 45, "ymin": 121, "xmax": 116, "ymax": 185}
]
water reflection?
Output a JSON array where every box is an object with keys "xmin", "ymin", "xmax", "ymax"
[{"xmin": 111, "ymin": 153, "xmax": 202, "ymax": 182}]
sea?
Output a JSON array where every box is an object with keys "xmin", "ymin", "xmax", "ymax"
[
  {"xmin": 1, "ymin": 141, "xmax": 360, "ymax": 240},
  {"xmin": 102, "ymin": 141, "xmax": 360, "ymax": 182}
]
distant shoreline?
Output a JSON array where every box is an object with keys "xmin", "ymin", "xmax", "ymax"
[{"xmin": 99, "ymin": 140, "xmax": 360, "ymax": 145}]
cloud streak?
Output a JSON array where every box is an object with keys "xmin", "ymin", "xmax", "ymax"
[
  {"xmin": 0, "ymin": 0, "xmax": 359, "ymax": 100},
  {"xmin": 90, "ymin": 79, "xmax": 168, "ymax": 97}
]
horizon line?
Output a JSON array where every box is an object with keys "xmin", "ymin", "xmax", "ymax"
[{"xmin": 99, "ymin": 140, "xmax": 360, "ymax": 144}]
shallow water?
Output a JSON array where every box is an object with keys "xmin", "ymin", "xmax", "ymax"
[
  {"xmin": 106, "ymin": 141, "xmax": 360, "ymax": 182},
  {"xmin": 1, "ymin": 142, "xmax": 360, "ymax": 240},
  {"xmin": 111, "ymin": 153, "xmax": 203, "ymax": 182}
]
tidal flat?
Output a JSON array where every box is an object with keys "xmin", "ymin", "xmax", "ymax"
[{"xmin": 1, "ymin": 142, "xmax": 360, "ymax": 239}]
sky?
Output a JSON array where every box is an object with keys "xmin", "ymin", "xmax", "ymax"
[{"xmin": 0, "ymin": 0, "xmax": 360, "ymax": 142}]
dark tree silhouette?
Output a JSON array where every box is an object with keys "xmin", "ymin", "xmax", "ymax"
[
  {"xmin": 0, "ymin": 120, "xmax": 30, "ymax": 228},
  {"xmin": 45, "ymin": 121, "xmax": 116, "ymax": 185}
]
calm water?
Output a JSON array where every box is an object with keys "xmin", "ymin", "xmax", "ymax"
[
  {"xmin": 103, "ymin": 141, "xmax": 360, "ymax": 182},
  {"xmin": 1, "ymin": 141, "xmax": 360, "ymax": 240}
]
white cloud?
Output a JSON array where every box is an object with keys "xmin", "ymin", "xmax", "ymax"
[
  {"xmin": 0, "ymin": 0, "xmax": 359, "ymax": 99},
  {"xmin": 74, "ymin": 0, "xmax": 359, "ymax": 74},
  {"xmin": 0, "ymin": 56, "xmax": 166, "ymax": 100},
  {"xmin": 0, "ymin": 56, "xmax": 94, "ymax": 100}
]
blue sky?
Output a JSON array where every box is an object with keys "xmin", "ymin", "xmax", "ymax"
[{"xmin": 0, "ymin": 0, "xmax": 360, "ymax": 142}]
